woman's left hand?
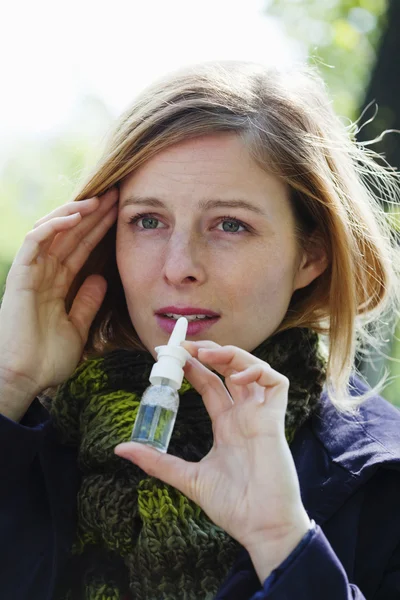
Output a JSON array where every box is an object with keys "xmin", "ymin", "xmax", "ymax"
[{"xmin": 114, "ymin": 340, "xmax": 310, "ymax": 557}]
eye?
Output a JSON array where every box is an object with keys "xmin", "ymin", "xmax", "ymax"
[
  {"xmin": 217, "ymin": 217, "xmax": 248, "ymax": 234},
  {"xmin": 129, "ymin": 214, "xmax": 164, "ymax": 229},
  {"xmin": 128, "ymin": 213, "xmax": 251, "ymax": 234}
]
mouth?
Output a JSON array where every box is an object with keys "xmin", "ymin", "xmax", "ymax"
[{"xmin": 155, "ymin": 310, "xmax": 220, "ymax": 336}]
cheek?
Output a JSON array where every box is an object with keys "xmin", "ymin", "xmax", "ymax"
[
  {"xmin": 214, "ymin": 256, "xmax": 263, "ymax": 314},
  {"xmin": 226, "ymin": 248, "xmax": 296, "ymax": 311},
  {"xmin": 116, "ymin": 231, "xmax": 145, "ymax": 288},
  {"xmin": 116, "ymin": 230, "xmax": 131, "ymax": 285}
]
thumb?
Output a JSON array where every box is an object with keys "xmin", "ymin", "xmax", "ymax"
[
  {"xmin": 69, "ymin": 274, "xmax": 107, "ymax": 341},
  {"xmin": 114, "ymin": 442, "xmax": 199, "ymax": 502}
]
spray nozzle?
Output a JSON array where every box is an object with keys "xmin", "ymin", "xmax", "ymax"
[
  {"xmin": 149, "ymin": 317, "xmax": 191, "ymax": 389},
  {"xmin": 167, "ymin": 316, "xmax": 188, "ymax": 347}
]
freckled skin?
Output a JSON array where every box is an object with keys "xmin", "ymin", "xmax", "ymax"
[{"xmin": 116, "ymin": 133, "xmax": 325, "ymax": 358}]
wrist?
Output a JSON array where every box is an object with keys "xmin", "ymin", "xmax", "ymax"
[
  {"xmin": 245, "ymin": 509, "xmax": 312, "ymax": 584},
  {"xmin": 0, "ymin": 366, "xmax": 39, "ymax": 422}
]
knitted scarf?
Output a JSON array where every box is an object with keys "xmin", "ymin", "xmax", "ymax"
[{"xmin": 47, "ymin": 327, "xmax": 326, "ymax": 600}]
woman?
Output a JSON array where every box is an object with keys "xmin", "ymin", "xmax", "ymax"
[{"xmin": 1, "ymin": 61, "xmax": 400, "ymax": 599}]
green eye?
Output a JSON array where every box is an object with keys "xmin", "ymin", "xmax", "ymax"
[
  {"xmin": 219, "ymin": 218, "xmax": 247, "ymax": 233},
  {"xmin": 141, "ymin": 217, "xmax": 159, "ymax": 229},
  {"xmin": 222, "ymin": 220, "xmax": 241, "ymax": 233}
]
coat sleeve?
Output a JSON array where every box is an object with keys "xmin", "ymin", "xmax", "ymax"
[
  {"xmin": 1, "ymin": 398, "xmax": 81, "ymax": 600},
  {"xmin": 0, "ymin": 399, "xmax": 57, "ymax": 600},
  {"xmin": 0, "ymin": 397, "xmax": 52, "ymax": 478},
  {"xmin": 232, "ymin": 465, "xmax": 400, "ymax": 600},
  {"xmin": 249, "ymin": 525, "xmax": 365, "ymax": 600}
]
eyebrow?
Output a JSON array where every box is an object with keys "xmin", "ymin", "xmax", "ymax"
[{"xmin": 120, "ymin": 195, "xmax": 267, "ymax": 216}]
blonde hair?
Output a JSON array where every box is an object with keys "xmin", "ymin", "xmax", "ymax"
[{"xmin": 67, "ymin": 61, "xmax": 400, "ymax": 410}]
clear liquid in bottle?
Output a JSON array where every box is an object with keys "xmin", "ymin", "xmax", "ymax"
[{"xmin": 130, "ymin": 381, "xmax": 178, "ymax": 453}]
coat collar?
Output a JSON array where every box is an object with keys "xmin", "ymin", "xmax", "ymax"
[{"xmin": 291, "ymin": 375, "xmax": 400, "ymax": 524}]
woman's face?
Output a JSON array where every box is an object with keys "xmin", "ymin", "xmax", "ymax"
[{"xmin": 117, "ymin": 133, "xmax": 325, "ymax": 357}]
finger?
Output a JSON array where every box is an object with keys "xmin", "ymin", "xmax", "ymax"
[
  {"xmin": 114, "ymin": 442, "xmax": 200, "ymax": 504},
  {"xmin": 230, "ymin": 364, "xmax": 273, "ymax": 387},
  {"xmin": 183, "ymin": 356, "xmax": 233, "ymax": 421},
  {"xmin": 13, "ymin": 213, "xmax": 82, "ymax": 266},
  {"xmin": 46, "ymin": 188, "xmax": 119, "ymax": 263},
  {"xmin": 63, "ymin": 204, "xmax": 118, "ymax": 278},
  {"xmin": 230, "ymin": 365, "xmax": 289, "ymax": 413},
  {"xmin": 196, "ymin": 346, "xmax": 267, "ymax": 379},
  {"xmin": 68, "ymin": 274, "xmax": 108, "ymax": 343},
  {"xmin": 181, "ymin": 340, "xmax": 222, "ymax": 369},
  {"xmin": 183, "ymin": 342, "xmax": 268, "ymax": 405},
  {"xmin": 223, "ymin": 368, "xmax": 257, "ymax": 405},
  {"xmin": 33, "ymin": 196, "xmax": 99, "ymax": 229},
  {"xmin": 195, "ymin": 346, "xmax": 288, "ymax": 408},
  {"xmin": 182, "ymin": 340, "xmax": 221, "ymax": 358},
  {"xmin": 184, "ymin": 341, "xmax": 265, "ymax": 375}
]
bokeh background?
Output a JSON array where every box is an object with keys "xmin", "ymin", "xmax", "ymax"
[{"xmin": 1, "ymin": 0, "xmax": 399, "ymax": 405}]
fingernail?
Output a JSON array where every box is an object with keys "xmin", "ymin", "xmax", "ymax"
[
  {"xmin": 230, "ymin": 372, "xmax": 241, "ymax": 379},
  {"xmin": 114, "ymin": 451, "xmax": 129, "ymax": 460},
  {"xmin": 114, "ymin": 443, "xmax": 130, "ymax": 456}
]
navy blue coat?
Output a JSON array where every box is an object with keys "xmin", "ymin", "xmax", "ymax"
[{"xmin": 1, "ymin": 376, "xmax": 400, "ymax": 599}]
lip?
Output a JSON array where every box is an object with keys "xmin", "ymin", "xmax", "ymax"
[
  {"xmin": 156, "ymin": 306, "xmax": 220, "ymax": 317},
  {"xmin": 155, "ymin": 314, "xmax": 220, "ymax": 336}
]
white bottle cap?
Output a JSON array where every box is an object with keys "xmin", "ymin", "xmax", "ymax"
[{"xmin": 149, "ymin": 317, "xmax": 191, "ymax": 390}]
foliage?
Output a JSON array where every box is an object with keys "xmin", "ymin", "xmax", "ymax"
[
  {"xmin": 0, "ymin": 95, "xmax": 113, "ymax": 266},
  {"xmin": 264, "ymin": 0, "xmax": 400, "ymax": 405},
  {"xmin": 385, "ymin": 321, "xmax": 400, "ymax": 407},
  {"xmin": 264, "ymin": 0, "xmax": 388, "ymax": 119}
]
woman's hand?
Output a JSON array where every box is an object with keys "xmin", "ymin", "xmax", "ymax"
[
  {"xmin": 0, "ymin": 188, "xmax": 118, "ymax": 413},
  {"xmin": 114, "ymin": 340, "xmax": 310, "ymax": 575}
]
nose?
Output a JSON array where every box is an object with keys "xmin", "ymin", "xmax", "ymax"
[{"xmin": 162, "ymin": 232, "xmax": 207, "ymax": 287}]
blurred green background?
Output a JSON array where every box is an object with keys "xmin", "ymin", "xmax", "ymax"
[
  {"xmin": 1, "ymin": 0, "xmax": 399, "ymax": 405},
  {"xmin": 264, "ymin": 0, "xmax": 400, "ymax": 406}
]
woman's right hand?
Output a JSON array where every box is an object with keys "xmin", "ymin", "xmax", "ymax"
[{"xmin": 0, "ymin": 187, "xmax": 118, "ymax": 416}]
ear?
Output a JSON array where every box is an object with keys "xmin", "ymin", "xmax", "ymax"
[{"xmin": 293, "ymin": 235, "xmax": 328, "ymax": 291}]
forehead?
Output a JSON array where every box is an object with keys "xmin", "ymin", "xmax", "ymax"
[
  {"xmin": 120, "ymin": 132, "xmax": 289, "ymax": 207},
  {"xmin": 121, "ymin": 133, "xmax": 251, "ymax": 188}
]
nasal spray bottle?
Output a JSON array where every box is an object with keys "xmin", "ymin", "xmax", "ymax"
[{"xmin": 130, "ymin": 317, "xmax": 190, "ymax": 453}]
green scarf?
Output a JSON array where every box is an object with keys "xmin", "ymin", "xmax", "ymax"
[{"xmin": 47, "ymin": 327, "xmax": 326, "ymax": 600}]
